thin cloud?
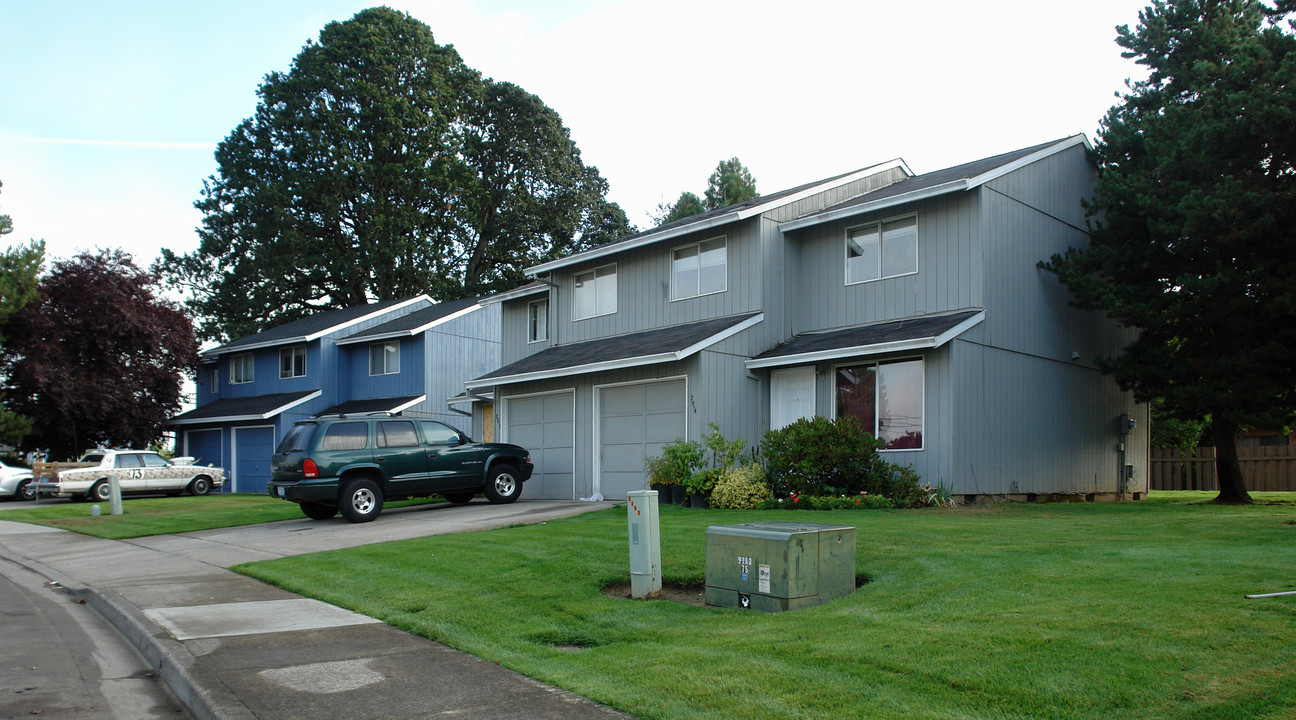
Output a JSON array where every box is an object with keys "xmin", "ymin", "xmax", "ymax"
[{"xmin": 0, "ymin": 135, "xmax": 213, "ymax": 150}]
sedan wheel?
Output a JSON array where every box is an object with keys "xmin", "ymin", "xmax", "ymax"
[
  {"xmin": 15, "ymin": 480, "xmax": 35, "ymax": 502},
  {"xmin": 188, "ymin": 476, "xmax": 212, "ymax": 496},
  {"xmin": 90, "ymin": 480, "xmax": 112, "ymax": 502},
  {"xmin": 483, "ymin": 464, "xmax": 521, "ymax": 504}
]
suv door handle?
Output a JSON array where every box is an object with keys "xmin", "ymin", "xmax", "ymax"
[{"xmin": 374, "ymin": 456, "xmax": 387, "ymax": 463}]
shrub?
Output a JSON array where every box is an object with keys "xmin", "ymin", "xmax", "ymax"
[
  {"xmin": 761, "ymin": 415, "xmax": 924, "ymax": 502},
  {"xmin": 710, "ymin": 464, "xmax": 773, "ymax": 509},
  {"xmin": 685, "ymin": 468, "xmax": 724, "ymax": 497},
  {"xmin": 758, "ymin": 492, "xmax": 897, "ymax": 511},
  {"xmin": 644, "ymin": 439, "xmax": 705, "ymax": 486}
]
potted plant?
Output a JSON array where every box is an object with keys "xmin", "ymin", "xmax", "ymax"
[{"xmin": 643, "ymin": 439, "xmax": 704, "ymax": 505}]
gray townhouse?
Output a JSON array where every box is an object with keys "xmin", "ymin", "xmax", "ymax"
[{"xmin": 466, "ymin": 135, "xmax": 1149, "ymax": 503}]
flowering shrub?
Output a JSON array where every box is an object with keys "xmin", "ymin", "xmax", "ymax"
[
  {"xmin": 710, "ymin": 464, "xmax": 773, "ymax": 510},
  {"xmin": 758, "ymin": 491, "xmax": 896, "ymax": 511}
]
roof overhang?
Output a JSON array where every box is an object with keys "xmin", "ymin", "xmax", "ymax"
[
  {"xmin": 315, "ymin": 394, "xmax": 426, "ymax": 417},
  {"xmin": 469, "ymin": 313, "xmax": 763, "ymax": 389},
  {"xmin": 526, "ymin": 159, "xmax": 912, "ymax": 276},
  {"xmin": 168, "ymin": 390, "xmax": 322, "ymax": 426},
  {"xmin": 779, "ymin": 136, "xmax": 1091, "ymax": 232},
  {"xmin": 746, "ymin": 310, "xmax": 985, "ymax": 370},
  {"xmin": 479, "ymin": 283, "xmax": 550, "ymax": 304},
  {"xmin": 334, "ymin": 303, "xmax": 483, "ymax": 345}
]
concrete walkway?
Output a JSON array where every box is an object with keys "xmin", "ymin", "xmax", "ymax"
[{"xmin": 0, "ymin": 499, "xmax": 634, "ymax": 720}]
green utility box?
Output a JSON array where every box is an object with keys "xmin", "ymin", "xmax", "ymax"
[{"xmin": 705, "ymin": 522, "xmax": 856, "ymax": 612}]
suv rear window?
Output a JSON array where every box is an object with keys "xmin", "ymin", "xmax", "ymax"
[
  {"xmin": 319, "ymin": 422, "xmax": 368, "ymax": 451},
  {"xmin": 277, "ymin": 423, "xmax": 318, "ymax": 453},
  {"xmin": 377, "ymin": 421, "xmax": 418, "ymax": 448}
]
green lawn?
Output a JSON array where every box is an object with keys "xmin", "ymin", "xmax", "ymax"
[
  {"xmin": 0, "ymin": 494, "xmax": 441, "ymax": 539},
  {"xmin": 235, "ymin": 492, "xmax": 1296, "ymax": 720}
]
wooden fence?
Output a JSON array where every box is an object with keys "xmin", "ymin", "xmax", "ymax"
[{"xmin": 1149, "ymin": 446, "xmax": 1296, "ymax": 491}]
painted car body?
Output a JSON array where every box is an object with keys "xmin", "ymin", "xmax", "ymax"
[
  {"xmin": 0, "ymin": 461, "xmax": 35, "ymax": 501},
  {"xmin": 34, "ymin": 450, "xmax": 225, "ymax": 500}
]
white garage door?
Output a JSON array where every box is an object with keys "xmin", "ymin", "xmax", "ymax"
[
  {"xmin": 598, "ymin": 379, "xmax": 686, "ymax": 500},
  {"xmin": 504, "ymin": 391, "xmax": 574, "ymax": 500}
]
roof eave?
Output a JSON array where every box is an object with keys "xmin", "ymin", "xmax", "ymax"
[
  {"xmin": 168, "ymin": 390, "xmax": 322, "ymax": 426},
  {"xmin": 201, "ymin": 296, "xmax": 433, "ymax": 358},
  {"xmin": 334, "ymin": 303, "xmax": 483, "ymax": 346},
  {"xmin": 745, "ymin": 311, "xmax": 985, "ymax": 370}
]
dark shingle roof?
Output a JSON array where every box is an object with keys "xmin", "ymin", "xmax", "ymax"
[
  {"xmin": 473, "ymin": 313, "xmax": 761, "ymax": 385},
  {"xmin": 801, "ymin": 139, "xmax": 1070, "ymax": 220},
  {"xmin": 315, "ymin": 395, "xmax": 425, "ymax": 417},
  {"xmin": 751, "ymin": 310, "xmax": 983, "ymax": 365},
  {"xmin": 167, "ymin": 390, "xmax": 320, "ymax": 426},
  {"xmin": 205, "ymin": 297, "xmax": 421, "ymax": 356},
  {"xmin": 338, "ymin": 297, "xmax": 482, "ymax": 343}
]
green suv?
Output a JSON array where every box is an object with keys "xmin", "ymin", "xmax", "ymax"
[{"xmin": 268, "ymin": 415, "xmax": 533, "ymax": 523}]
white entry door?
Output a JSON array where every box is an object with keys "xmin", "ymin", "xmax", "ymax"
[{"xmin": 771, "ymin": 366, "xmax": 816, "ymax": 430}]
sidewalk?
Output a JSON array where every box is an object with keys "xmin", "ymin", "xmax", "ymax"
[{"xmin": 0, "ymin": 501, "xmax": 634, "ymax": 720}]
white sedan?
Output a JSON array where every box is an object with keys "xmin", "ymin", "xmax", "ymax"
[
  {"xmin": 34, "ymin": 450, "xmax": 225, "ymax": 501},
  {"xmin": 0, "ymin": 461, "xmax": 35, "ymax": 501}
]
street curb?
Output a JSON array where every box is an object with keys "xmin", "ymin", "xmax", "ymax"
[{"xmin": 75, "ymin": 586, "xmax": 255, "ymax": 720}]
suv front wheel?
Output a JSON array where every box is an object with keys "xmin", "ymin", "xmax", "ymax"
[
  {"xmin": 483, "ymin": 464, "xmax": 521, "ymax": 504},
  {"xmin": 340, "ymin": 478, "xmax": 384, "ymax": 523}
]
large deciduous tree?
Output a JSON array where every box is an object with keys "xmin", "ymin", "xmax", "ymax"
[
  {"xmin": 160, "ymin": 7, "xmax": 628, "ymax": 342},
  {"xmin": 1041, "ymin": 0, "xmax": 1296, "ymax": 503},
  {"xmin": 1, "ymin": 249, "xmax": 198, "ymax": 458}
]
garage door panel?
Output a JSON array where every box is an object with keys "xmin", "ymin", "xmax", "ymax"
[
  {"xmin": 601, "ymin": 415, "xmax": 645, "ymax": 443},
  {"xmin": 599, "ymin": 379, "xmax": 686, "ymax": 500},
  {"xmin": 506, "ymin": 391, "xmax": 574, "ymax": 500},
  {"xmin": 644, "ymin": 381, "xmax": 685, "ymax": 412},
  {"xmin": 644, "ymin": 411, "xmax": 686, "ymax": 440},
  {"xmin": 601, "ymin": 386, "xmax": 645, "ymax": 416},
  {"xmin": 602, "ymin": 443, "xmax": 649, "ymax": 472}
]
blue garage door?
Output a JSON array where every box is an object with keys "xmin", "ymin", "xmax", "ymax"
[
  {"xmin": 184, "ymin": 429, "xmax": 226, "ymax": 492},
  {"xmin": 233, "ymin": 426, "xmax": 275, "ymax": 494}
]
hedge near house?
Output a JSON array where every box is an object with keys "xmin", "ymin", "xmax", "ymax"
[{"xmin": 762, "ymin": 415, "xmax": 923, "ymax": 503}]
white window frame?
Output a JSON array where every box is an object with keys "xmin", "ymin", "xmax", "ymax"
[
  {"xmin": 572, "ymin": 263, "xmax": 617, "ymax": 320},
  {"xmin": 369, "ymin": 341, "xmax": 401, "ymax": 376},
  {"xmin": 845, "ymin": 213, "xmax": 919, "ymax": 286},
  {"xmin": 279, "ymin": 345, "xmax": 306, "ymax": 379},
  {"xmin": 671, "ymin": 235, "xmax": 727, "ymax": 301},
  {"xmin": 528, "ymin": 298, "xmax": 549, "ymax": 343},
  {"xmin": 829, "ymin": 356, "xmax": 925, "ymax": 451},
  {"xmin": 230, "ymin": 353, "xmax": 254, "ymax": 385}
]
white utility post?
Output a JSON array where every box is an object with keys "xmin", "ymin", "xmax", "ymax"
[
  {"xmin": 626, "ymin": 490, "xmax": 661, "ymax": 599},
  {"xmin": 108, "ymin": 472, "xmax": 123, "ymax": 515}
]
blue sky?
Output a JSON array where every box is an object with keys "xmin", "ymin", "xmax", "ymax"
[{"xmin": 1, "ymin": 0, "xmax": 1150, "ymax": 271}]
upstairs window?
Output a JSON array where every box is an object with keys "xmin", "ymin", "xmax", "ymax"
[
  {"xmin": 369, "ymin": 341, "xmax": 400, "ymax": 376},
  {"xmin": 207, "ymin": 367, "xmax": 219, "ymax": 394},
  {"xmin": 528, "ymin": 298, "xmax": 549, "ymax": 343},
  {"xmin": 573, "ymin": 264, "xmax": 616, "ymax": 320},
  {"xmin": 846, "ymin": 215, "xmax": 918, "ymax": 285},
  {"xmin": 672, "ymin": 237, "xmax": 727, "ymax": 300},
  {"xmin": 279, "ymin": 345, "xmax": 306, "ymax": 379},
  {"xmin": 230, "ymin": 353, "xmax": 254, "ymax": 384}
]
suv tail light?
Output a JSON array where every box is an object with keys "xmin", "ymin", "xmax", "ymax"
[{"xmin": 303, "ymin": 458, "xmax": 319, "ymax": 478}]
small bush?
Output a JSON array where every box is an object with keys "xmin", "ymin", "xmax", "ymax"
[
  {"xmin": 644, "ymin": 439, "xmax": 705, "ymax": 486},
  {"xmin": 710, "ymin": 464, "xmax": 773, "ymax": 509},
  {"xmin": 685, "ymin": 468, "xmax": 724, "ymax": 497},
  {"xmin": 762, "ymin": 415, "xmax": 924, "ymax": 502}
]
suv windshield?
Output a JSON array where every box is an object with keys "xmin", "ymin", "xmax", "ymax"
[{"xmin": 277, "ymin": 424, "xmax": 319, "ymax": 453}]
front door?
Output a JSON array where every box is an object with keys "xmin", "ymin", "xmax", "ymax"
[{"xmin": 771, "ymin": 366, "xmax": 816, "ymax": 430}]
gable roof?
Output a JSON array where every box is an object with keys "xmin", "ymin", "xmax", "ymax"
[
  {"xmin": 335, "ymin": 296, "xmax": 485, "ymax": 345},
  {"xmin": 468, "ymin": 312, "xmax": 763, "ymax": 388},
  {"xmin": 779, "ymin": 136, "xmax": 1090, "ymax": 232},
  {"xmin": 202, "ymin": 296, "xmax": 431, "ymax": 358},
  {"xmin": 746, "ymin": 309, "xmax": 985, "ymax": 369},
  {"xmin": 525, "ymin": 158, "xmax": 912, "ymax": 275}
]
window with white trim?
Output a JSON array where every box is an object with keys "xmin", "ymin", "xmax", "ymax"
[
  {"xmin": 834, "ymin": 358, "xmax": 924, "ymax": 450},
  {"xmin": 846, "ymin": 215, "xmax": 917, "ymax": 285},
  {"xmin": 528, "ymin": 298, "xmax": 549, "ymax": 342},
  {"xmin": 279, "ymin": 345, "xmax": 306, "ymax": 379},
  {"xmin": 207, "ymin": 367, "xmax": 219, "ymax": 394},
  {"xmin": 672, "ymin": 236, "xmax": 727, "ymax": 300},
  {"xmin": 573, "ymin": 264, "xmax": 616, "ymax": 320},
  {"xmin": 230, "ymin": 353, "xmax": 254, "ymax": 384},
  {"xmin": 369, "ymin": 341, "xmax": 400, "ymax": 376}
]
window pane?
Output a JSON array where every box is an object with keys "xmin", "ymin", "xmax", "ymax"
[
  {"xmin": 672, "ymin": 245, "xmax": 699, "ymax": 299},
  {"xmin": 378, "ymin": 421, "xmax": 418, "ymax": 448},
  {"xmin": 115, "ymin": 454, "xmax": 143, "ymax": 468},
  {"xmin": 878, "ymin": 359, "xmax": 923, "ymax": 449},
  {"xmin": 846, "ymin": 225, "xmax": 880, "ymax": 284},
  {"xmin": 294, "ymin": 347, "xmax": 306, "ymax": 376},
  {"xmin": 529, "ymin": 300, "xmax": 548, "ymax": 342},
  {"xmin": 595, "ymin": 266, "xmax": 617, "ymax": 315},
  {"xmin": 421, "ymin": 421, "xmax": 460, "ymax": 445},
  {"xmin": 384, "ymin": 342, "xmax": 400, "ymax": 374},
  {"xmin": 835, "ymin": 365, "xmax": 877, "ymax": 436},
  {"xmin": 881, "ymin": 217, "xmax": 917, "ymax": 277},
  {"xmin": 277, "ymin": 424, "xmax": 318, "ymax": 453},
  {"xmin": 369, "ymin": 344, "xmax": 383, "ymax": 374},
  {"xmin": 142, "ymin": 453, "xmax": 169, "ymax": 467},
  {"xmin": 280, "ymin": 349, "xmax": 293, "ymax": 378},
  {"xmin": 698, "ymin": 239, "xmax": 726, "ymax": 295},
  {"xmin": 573, "ymin": 270, "xmax": 596, "ymax": 319},
  {"xmin": 321, "ymin": 423, "xmax": 368, "ymax": 451}
]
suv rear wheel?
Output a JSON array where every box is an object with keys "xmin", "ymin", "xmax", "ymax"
[
  {"xmin": 483, "ymin": 464, "xmax": 521, "ymax": 504},
  {"xmin": 339, "ymin": 478, "xmax": 384, "ymax": 523}
]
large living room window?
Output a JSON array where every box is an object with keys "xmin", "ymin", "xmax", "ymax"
[
  {"xmin": 834, "ymin": 358, "xmax": 924, "ymax": 450},
  {"xmin": 846, "ymin": 215, "xmax": 918, "ymax": 284},
  {"xmin": 573, "ymin": 264, "xmax": 616, "ymax": 320},
  {"xmin": 672, "ymin": 236, "xmax": 727, "ymax": 300},
  {"xmin": 230, "ymin": 353, "xmax": 254, "ymax": 384}
]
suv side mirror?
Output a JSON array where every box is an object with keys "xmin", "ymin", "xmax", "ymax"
[{"xmin": 457, "ymin": 432, "xmax": 470, "ymax": 445}]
